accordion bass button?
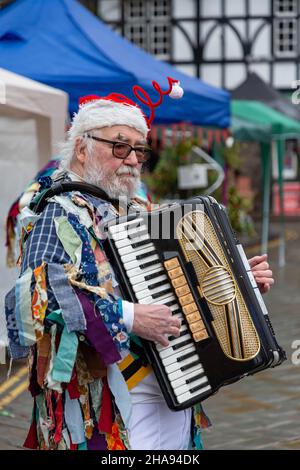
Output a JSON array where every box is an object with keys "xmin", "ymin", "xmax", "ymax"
[
  {"xmin": 189, "ymin": 321, "xmax": 205, "ymax": 333},
  {"xmin": 164, "ymin": 258, "xmax": 180, "ymax": 270},
  {"xmin": 193, "ymin": 330, "xmax": 209, "ymax": 342},
  {"xmin": 167, "ymin": 267, "xmax": 183, "ymax": 279},
  {"xmin": 175, "ymin": 285, "xmax": 190, "ymax": 297},
  {"xmin": 182, "ymin": 303, "xmax": 198, "ymax": 315},
  {"xmin": 179, "ymin": 294, "xmax": 194, "ymax": 306},
  {"xmin": 186, "ymin": 312, "xmax": 201, "ymax": 323},
  {"xmin": 171, "ymin": 275, "xmax": 186, "ymax": 288}
]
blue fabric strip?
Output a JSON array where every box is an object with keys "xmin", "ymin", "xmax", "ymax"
[
  {"xmin": 4, "ymin": 287, "xmax": 30, "ymax": 359},
  {"xmin": 78, "ymin": 441, "xmax": 88, "ymax": 450},
  {"xmin": 5, "ymin": 287, "xmax": 18, "ymax": 344},
  {"xmin": 15, "ymin": 267, "xmax": 36, "ymax": 346},
  {"xmin": 67, "ymin": 212, "xmax": 99, "ymax": 286},
  {"xmin": 64, "ymin": 390, "xmax": 86, "ymax": 444},
  {"xmin": 8, "ymin": 341, "xmax": 29, "ymax": 360},
  {"xmin": 107, "ymin": 363, "xmax": 132, "ymax": 428},
  {"xmin": 52, "ymin": 326, "xmax": 78, "ymax": 383},
  {"xmin": 48, "ymin": 263, "xmax": 86, "ymax": 332}
]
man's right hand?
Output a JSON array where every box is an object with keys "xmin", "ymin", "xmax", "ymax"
[{"xmin": 132, "ymin": 304, "xmax": 181, "ymax": 347}]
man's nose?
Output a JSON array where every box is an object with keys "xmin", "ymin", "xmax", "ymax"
[{"xmin": 123, "ymin": 149, "xmax": 139, "ymax": 165}]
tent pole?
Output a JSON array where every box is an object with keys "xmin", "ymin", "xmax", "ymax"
[
  {"xmin": 277, "ymin": 139, "xmax": 286, "ymax": 267},
  {"xmin": 261, "ymin": 142, "xmax": 271, "ymax": 255}
]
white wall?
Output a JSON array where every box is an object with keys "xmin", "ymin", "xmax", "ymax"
[
  {"xmin": 172, "ymin": 20, "xmax": 196, "ymax": 61},
  {"xmin": 249, "ymin": 0, "xmax": 271, "ymax": 16}
]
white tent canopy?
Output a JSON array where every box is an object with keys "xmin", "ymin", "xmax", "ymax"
[
  {"xmin": 0, "ymin": 68, "xmax": 68, "ymax": 361},
  {"xmin": 0, "ymin": 67, "xmax": 68, "ymax": 163}
]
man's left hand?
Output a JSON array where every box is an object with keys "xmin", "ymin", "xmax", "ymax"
[{"xmin": 248, "ymin": 254, "xmax": 274, "ymax": 294}]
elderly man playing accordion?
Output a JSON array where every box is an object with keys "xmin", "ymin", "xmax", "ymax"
[{"xmin": 5, "ymin": 78, "xmax": 274, "ymax": 450}]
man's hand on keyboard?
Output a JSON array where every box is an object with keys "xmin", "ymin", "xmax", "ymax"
[{"xmin": 132, "ymin": 304, "xmax": 181, "ymax": 346}]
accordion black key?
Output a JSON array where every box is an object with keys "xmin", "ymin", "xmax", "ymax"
[{"xmin": 103, "ymin": 196, "xmax": 286, "ymax": 411}]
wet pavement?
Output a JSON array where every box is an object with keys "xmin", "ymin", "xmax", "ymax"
[
  {"xmin": 0, "ymin": 359, "xmax": 30, "ymax": 449},
  {"xmin": 0, "ymin": 222, "xmax": 299, "ymax": 450}
]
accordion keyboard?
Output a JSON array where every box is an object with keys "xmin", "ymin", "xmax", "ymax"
[{"xmin": 108, "ymin": 218, "xmax": 212, "ymax": 405}]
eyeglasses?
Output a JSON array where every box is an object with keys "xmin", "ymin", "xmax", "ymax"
[{"xmin": 86, "ymin": 134, "xmax": 151, "ymax": 163}]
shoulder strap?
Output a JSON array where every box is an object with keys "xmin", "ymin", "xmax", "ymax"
[{"xmin": 32, "ymin": 181, "xmax": 118, "ymax": 214}]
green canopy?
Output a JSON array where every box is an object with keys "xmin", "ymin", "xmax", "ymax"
[
  {"xmin": 231, "ymin": 115, "xmax": 271, "ymax": 143},
  {"xmin": 231, "ymin": 100, "xmax": 300, "ymax": 266},
  {"xmin": 232, "ymin": 100, "xmax": 300, "ymax": 139}
]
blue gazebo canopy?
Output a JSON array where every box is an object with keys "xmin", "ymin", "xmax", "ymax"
[{"xmin": 0, "ymin": 0, "xmax": 230, "ymax": 127}]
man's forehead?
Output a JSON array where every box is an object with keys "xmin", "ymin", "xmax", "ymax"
[
  {"xmin": 114, "ymin": 132, "xmax": 146, "ymax": 144},
  {"xmin": 99, "ymin": 126, "xmax": 146, "ymax": 143}
]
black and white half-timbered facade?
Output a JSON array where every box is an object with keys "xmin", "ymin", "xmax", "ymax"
[{"xmin": 81, "ymin": 0, "xmax": 300, "ymax": 93}]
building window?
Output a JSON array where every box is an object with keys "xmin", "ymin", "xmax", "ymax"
[
  {"xmin": 124, "ymin": 0, "xmax": 171, "ymax": 60},
  {"xmin": 274, "ymin": 18, "xmax": 297, "ymax": 56},
  {"xmin": 274, "ymin": 0, "xmax": 298, "ymax": 15},
  {"xmin": 274, "ymin": 0, "xmax": 298, "ymax": 57}
]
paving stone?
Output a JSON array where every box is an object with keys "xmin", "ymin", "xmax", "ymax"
[{"xmin": 202, "ymin": 223, "xmax": 300, "ymax": 450}]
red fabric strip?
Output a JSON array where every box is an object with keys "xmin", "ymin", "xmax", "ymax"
[
  {"xmin": 98, "ymin": 377, "xmax": 112, "ymax": 434},
  {"xmin": 23, "ymin": 401, "xmax": 38, "ymax": 449},
  {"xmin": 69, "ymin": 432, "xmax": 78, "ymax": 451},
  {"xmin": 67, "ymin": 369, "xmax": 80, "ymax": 399},
  {"xmin": 53, "ymin": 392, "xmax": 64, "ymax": 444}
]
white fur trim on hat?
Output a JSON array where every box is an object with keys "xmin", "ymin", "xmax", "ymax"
[{"xmin": 69, "ymin": 99, "xmax": 149, "ymax": 139}]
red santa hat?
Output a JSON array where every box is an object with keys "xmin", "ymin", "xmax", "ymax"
[{"xmin": 70, "ymin": 77, "xmax": 184, "ymax": 140}]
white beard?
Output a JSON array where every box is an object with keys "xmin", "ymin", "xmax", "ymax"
[{"xmin": 83, "ymin": 160, "xmax": 141, "ymax": 200}]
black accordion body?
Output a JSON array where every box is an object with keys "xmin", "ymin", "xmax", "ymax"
[{"xmin": 103, "ymin": 196, "xmax": 286, "ymax": 411}]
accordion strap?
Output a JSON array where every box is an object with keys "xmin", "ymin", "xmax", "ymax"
[{"xmin": 32, "ymin": 181, "xmax": 118, "ymax": 214}]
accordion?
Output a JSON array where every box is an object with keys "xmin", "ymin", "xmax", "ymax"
[{"xmin": 103, "ymin": 196, "xmax": 286, "ymax": 411}]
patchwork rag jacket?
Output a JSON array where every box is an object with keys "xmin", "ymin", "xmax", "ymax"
[{"xmin": 5, "ymin": 175, "xmax": 210, "ymax": 450}]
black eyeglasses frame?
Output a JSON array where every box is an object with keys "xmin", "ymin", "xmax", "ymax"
[{"xmin": 86, "ymin": 134, "xmax": 151, "ymax": 163}]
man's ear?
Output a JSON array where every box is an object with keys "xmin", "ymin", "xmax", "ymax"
[{"xmin": 74, "ymin": 137, "xmax": 87, "ymax": 165}]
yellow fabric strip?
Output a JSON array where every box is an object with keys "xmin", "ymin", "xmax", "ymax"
[
  {"xmin": 118, "ymin": 354, "xmax": 134, "ymax": 372},
  {"xmin": 126, "ymin": 364, "xmax": 152, "ymax": 391},
  {"xmin": 118, "ymin": 353, "xmax": 152, "ymax": 391}
]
